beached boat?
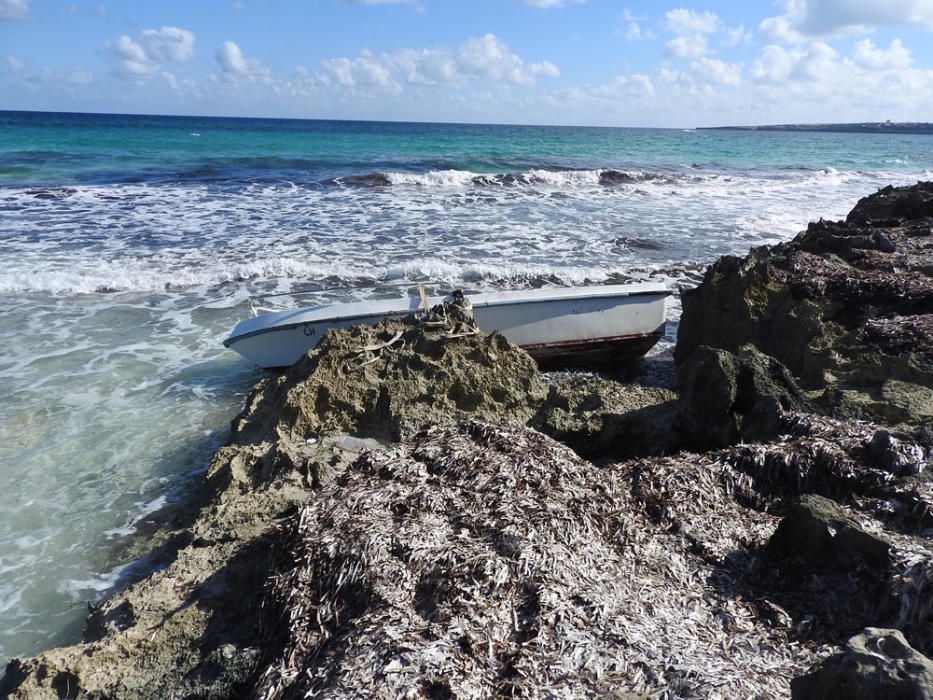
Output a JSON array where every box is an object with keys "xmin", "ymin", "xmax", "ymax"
[{"xmin": 224, "ymin": 283, "xmax": 670, "ymax": 370}]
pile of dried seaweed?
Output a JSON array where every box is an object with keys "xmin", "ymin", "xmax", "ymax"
[{"xmin": 255, "ymin": 421, "xmax": 829, "ymax": 699}]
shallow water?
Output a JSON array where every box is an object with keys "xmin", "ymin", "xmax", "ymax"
[{"xmin": 0, "ymin": 111, "xmax": 931, "ymax": 666}]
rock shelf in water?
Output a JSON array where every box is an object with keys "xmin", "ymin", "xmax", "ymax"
[{"xmin": 2, "ymin": 183, "xmax": 931, "ymax": 699}]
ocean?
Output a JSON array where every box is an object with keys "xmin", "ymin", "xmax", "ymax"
[{"xmin": 0, "ymin": 110, "xmax": 931, "ymax": 668}]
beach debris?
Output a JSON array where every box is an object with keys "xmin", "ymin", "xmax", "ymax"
[{"xmin": 254, "ymin": 421, "xmax": 826, "ymax": 699}]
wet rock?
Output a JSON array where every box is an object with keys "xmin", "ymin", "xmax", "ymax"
[
  {"xmin": 532, "ymin": 377, "xmax": 677, "ymax": 460},
  {"xmin": 791, "ymin": 627, "xmax": 933, "ymax": 699},
  {"xmin": 676, "ymin": 344, "xmax": 814, "ymax": 448},
  {"xmin": 676, "ymin": 181, "xmax": 933, "ymax": 430},
  {"xmin": 767, "ymin": 494, "xmax": 890, "ymax": 573}
]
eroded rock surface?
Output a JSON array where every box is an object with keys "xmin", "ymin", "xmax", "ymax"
[
  {"xmin": 676, "ymin": 181, "xmax": 933, "ymax": 429},
  {"xmin": 677, "ymin": 344, "xmax": 815, "ymax": 448},
  {"xmin": 792, "ymin": 628, "xmax": 933, "ymax": 699},
  {"xmin": 532, "ymin": 377, "xmax": 677, "ymax": 460}
]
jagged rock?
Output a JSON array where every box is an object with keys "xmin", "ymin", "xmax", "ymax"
[
  {"xmin": 676, "ymin": 344, "xmax": 814, "ymax": 448},
  {"xmin": 676, "ymin": 181, "xmax": 933, "ymax": 429},
  {"xmin": 767, "ymin": 494, "xmax": 890, "ymax": 573},
  {"xmin": 532, "ymin": 377, "xmax": 677, "ymax": 460},
  {"xmin": 791, "ymin": 627, "xmax": 933, "ymax": 699},
  {"xmin": 234, "ymin": 313, "xmax": 548, "ymax": 447},
  {"xmin": 846, "ymin": 181, "xmax": 933, "ymax": 225}
]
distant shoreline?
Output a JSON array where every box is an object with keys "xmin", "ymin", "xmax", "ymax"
[{"xmin": 700, "ymin": 122, "xmax": 933, "ymax": 135}]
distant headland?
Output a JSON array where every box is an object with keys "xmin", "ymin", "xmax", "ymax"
[{"xmin": 699, "ymin": 122, "xmax": 933, "ymax": 135}]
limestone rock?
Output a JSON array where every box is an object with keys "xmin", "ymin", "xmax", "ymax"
[
  {"xmin": 236, "ymin": 313, "xmax": 548, "ymax": 447},
  {"xmin": 676, "ymin": 181, "xmax": 933, "ymax": 429},
  {"xmin": 767, "ymin": 494, "xmax": 890, "ymax": 573},
  {"xmin": 792, "ymin": 627, "xmax": 933, "ymax": 699},
  {"xmin": 532, "ymin": 377, "xmax": 677, "ymax": 460},
  {"xmin": 676, "ymin": 344, "xmax": 814, "ymax": 448}
]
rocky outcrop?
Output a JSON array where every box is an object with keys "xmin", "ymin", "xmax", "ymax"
[
  {"xmin": 676, "ymin": 181, "xmax": 933, "ymax": 430},
  {"xmin": 676, "ymin": 344, "xmax": 814, "ymax": 448},
  {"xmin": 792, "ymin": 628, "xmax": 933, "ymax": 699},
  {"xmin": 233, "ymin": 310, "xmax": 547, "ymax": 448},
  {"xmin": 532, "ymin": 378, "xmax": 677, "ymax": 460},
  {"xmin": 767, "ymin": 494, "xmax": 890, "ymax": 573}
]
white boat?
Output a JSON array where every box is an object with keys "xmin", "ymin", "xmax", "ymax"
[{"xmin": 224, "ymin": 283, "xmax": 670, "ymax": 370}]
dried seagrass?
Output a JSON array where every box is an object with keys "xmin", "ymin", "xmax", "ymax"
[{"xmin": 255, "ymin": 422, "xmax": 830, "ymax": 699}]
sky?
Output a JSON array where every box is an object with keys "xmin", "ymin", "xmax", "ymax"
[{"xmin": 1, "ymin": 0, "xmax": 933, "ymax": 127}]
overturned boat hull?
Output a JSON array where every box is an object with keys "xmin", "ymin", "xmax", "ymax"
[{"xmin": 224, "ymin": 284, "xmax": 670, "ymax": 370}]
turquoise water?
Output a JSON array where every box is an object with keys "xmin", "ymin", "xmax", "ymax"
[
  {"xmin": 0, "ymin": 110, "xmax": 931, "ymax": 671},
  {"xmin": 2, "ymin": 111, "xmax": 931, "ymax": 185}
]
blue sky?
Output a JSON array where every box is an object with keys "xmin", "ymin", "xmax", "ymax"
[{"xmin": 2, "ymin": 0, "xmax": 933, "ymax": 126}]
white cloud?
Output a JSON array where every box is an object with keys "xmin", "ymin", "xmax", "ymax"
[
  {"xmin": 111, "ymin": 36, "xmax": 159, "ymax": 78},
  {"xmin": 319, "ymin": 51, "xmax": 396, "ymax": 90},
  {"xmin": 305, "ymin": 34, "xmax": 559, "ymax": 98},
  {"xmin": 530, "ymin": 60, "xmax": 560, "ymax": 78},
  {"xmin": 742, "ymin": 38, "xmax": 933, "ymax": 122},
  {"xmin": 627, "ymin": 73, "xmax": 655, "ymax": 96},
  {"xmin": 6, "ymin": 55, "xmax": 25, "ymax": 71},
  {"xmin": 0, "ymin": 0, "xmax": 29, "ymax": 20},
  {"xmin": 68, "ymin": 69, "xmax": 94, "ymax": 86},
  {"xmin": 759, "ymin": 16, "xmax": 806, "ymax": 43},
  {"xmin": 751, "ymin": 42, "xmax": 848, "ymax": 85},
  {"xmin": 666, "ymin": 34, "xmax": 708, "ymax": 58},
  {"xmin": 458, "ymin": 34, "xmax": 538, "ymax": 83},
  {"xmin": 790, "ymin": 41, "xmax": 839, "ymax": 81},
  {"xmin": 751, "ymin": 45, "xmax": 799, "ymax": 82},
  {"xmin": 215, "ymin": 40, "xmax": 272, "ymax": 83},
  {"xmin": 109, "ymin": 26, "xmax": 195, "ymax": 81},
  {"xmin": 582, "ymin": 72, "xmax": 656, "ymax": 101},
  {"xmin": 853, "ymin": 38, "xmax": 912, "ymax": 69},
  {"xmin": 691, "ymin": 57, "xmax": 742, "ymax": 85},
  {"xmin": 723, "ymin": 25, "xmax": 753, "ymax": 46},
  {"xmin": 518, "ymin": 0, "xmax": 586, "ymax": 7},
  {"xmin": 761, "ymin": 0, "xmax": 933, "ymax": 41},
  {"xmin": 139, "ymin": 26, "xmax": 195, "ymax": 63},
  {"xmin": 664, "ymin": 8, "xmax": 719, "ymax": 58},
  {"xmin": 665, "ymin": 8, "xmax": 720, "ymax": 35},
  {"xmin": 389, "ymin": 48, "xmax": 463, "ymax": 86},
  {"xmin": 619, "ymin": 10, "xmax": 656, "ymax": 41}
]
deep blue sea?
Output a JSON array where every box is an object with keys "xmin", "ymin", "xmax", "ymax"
[{"xmin": 0, "ymin": 110, "xmax": 931, "ymax": 668}]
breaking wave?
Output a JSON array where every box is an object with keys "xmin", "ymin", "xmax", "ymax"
[{"xmin": 335, "ymin": 168, "xmax": 671, "ymax": 188}]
